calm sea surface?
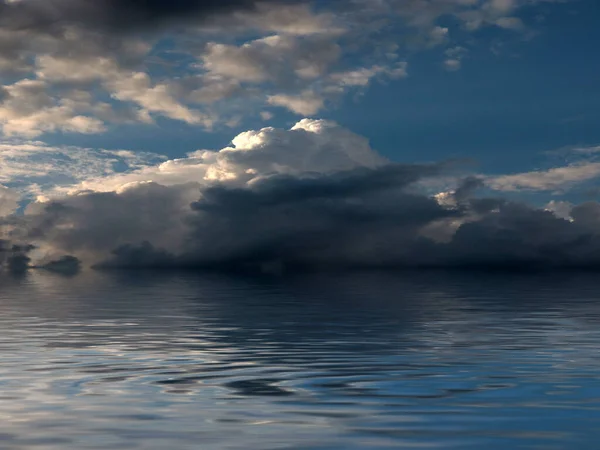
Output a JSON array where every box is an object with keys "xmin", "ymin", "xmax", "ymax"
[{"xmin": 1, "ymin": 270, "xmax": 599, "ymax": 449}]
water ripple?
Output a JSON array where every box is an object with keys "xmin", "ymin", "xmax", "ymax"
[{"xmin": 0, "ymin": 271, "xmax": 599, "ymax": 449}]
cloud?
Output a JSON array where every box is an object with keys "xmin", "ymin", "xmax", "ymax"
[
  {"xmin": 0, "ymin": 27, "xmax": 168, "ymax": 135},
  {"xmin": 0, "ymin": 2, "xmax": 402, "ymax": 133},
  {"xmin": 0, "ymin": 0, "xmax": 301, "ymax": 33},
  {"xmin": 0, "ymin": 79, "xmax": 107, "ymax": 137},
  {"xmin": 0, "ymin": 139, "xmax": 166, "ymax": 199},
  {"xmin": 200, "ymin": 35, "xmax": 341, "ymax": 84},
  {"xmin": 488, "ymin": 162, "xmax": 600, "ymax": 192},
  {"xmin": 329, "ymin": 63, "xmax": 409, "ymax": 86},
  {"xmin": 0, "ymin": 185, "xmax": 19, "ymax": 216},
  {"xmin": 1, "ymin": 119, "xmax": 600, "ymax": 273},
  {"xmin": 10, "ymin": 162, "xmax": 454, "ymax": 270},
  {"xmin": 13, "ymin": 163, "xmax": 600, "ymax": 272},
  {"xmin": 485, "ymin": 144, "xmax": 600, "ymax": 193},
  {"xmin": 443, "ymin": 46, "xmax": 468, "ymax": 71},
  {"xmin": 192, "ymin": 33, "xmax": 406, "ymax": 116},
  {"xmin": 267, "ymin": 91, "xmax": 325, "ymax": 115},
  {"xmin": 569, "ymin": 145, "xmax": 600, "ymax": 155},
  {"xmin": 545, "ymin": 200, "xmax": 573, "ymax": 220},
  {"xmin": 54, "ymin": 119, "xmax": 387, "ymax": 195},
  {"xmin": 227, "ymin": 2, "xmax": 342, "ymax": 36},
  {"xmin": 106, "ymin": 72, "xmax": 212, "ymax": 126},
  {"xmin": 0, "ymin": 0, "xmax": 569, "ymax": 137}
]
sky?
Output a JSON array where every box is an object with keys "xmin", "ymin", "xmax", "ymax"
[{"xmin": 0, "ymin": 0, "xmax": 600, "ymax": 272}]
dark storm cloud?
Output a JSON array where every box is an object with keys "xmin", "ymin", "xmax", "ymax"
[
  {"xmin": 10, "ymin": 164, "xmax": 456, "ymax": 271},
  {"xmin": 452, "ymin": 176, "xmax": 485, "ymax": 204},
  {"xmin": 177, "ymin": 165, "xmax": 454, "ymax": 270},
  {"xmin": 440, "ymin": 202, "xmax": 600, "ymax": 269},
  {"xmin": 4, "ymin": 163, "xmax": 600, "ymax": 274},
  {"xmin": 0, "ymin": 0, "xmax": 300, "ymax": 33},
  {"xmin": 89, "ymin": 186, "xmax": 600, "ymax": 272}
]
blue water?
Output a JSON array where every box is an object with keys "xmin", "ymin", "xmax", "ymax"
[{"xmin": 1, "ymin": 270, "xmax": 599, "ymax": 449}]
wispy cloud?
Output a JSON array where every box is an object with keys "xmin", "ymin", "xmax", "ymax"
[
  {"xmin": 0, "ymin": 140, "xmax": 166, "ymax": 199},
  {"xmin": 488, "ymin": 144, "xmax": 600, "ymax": 192},
  {"xmin": 488, "ymin": 162, "xmax": 600, "ymax": 192}
]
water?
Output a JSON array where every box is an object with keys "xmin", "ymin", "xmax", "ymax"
[{"xmin": 1, "ymin": 270, "xmax": 600, "ymax": 449}]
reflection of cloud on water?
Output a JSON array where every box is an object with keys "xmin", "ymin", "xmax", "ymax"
[
  {"xmin": 4, "ymin": 270, "xmax": 600, "ymax": 364},
  {"xmin": 1, "ymin": 271, "xmax": 600, "ymax": 448}
]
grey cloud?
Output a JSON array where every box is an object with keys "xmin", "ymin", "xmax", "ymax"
[
  {"xmin": 2, "ymin": 118, "xmax": 599, "ymax": 274},
  {"xmin": 453, "ymin": 176, "xmax": 485, "ymax": 204},
  {"xmin": 22, "ymin": 182, "xmax": 198, "ymax": 261},
  {"xmin": 0, "ymin": 141, "xmax": 166, "ymax": 198},
  {"xmin": 5, "ymin": 160, "xmax": 600, "ymax": 274},
  {"xmin": 6, "ymin": 164, "xmax": 453, "ymax": 271},
  {"xmin": 99, "ymin": 164, "xmax": 457, "ymax": 270},
  {"xmin": 488, "ymin": 163, "xmax": 600, "ymax": 192},
  {"xmin": 37, "ymin": 255, "xmax": 81, "ymax": 275},
  {"xmin": 0, "ymin": 0, "xmax": 301, "ymax": 33},
  {"xmin": 0, "ymin": 0, "xmax": 563, "ymax": 135},
  {"xmin": 439, "ymin": 201, "xmax": 600, "ymax": 269}
]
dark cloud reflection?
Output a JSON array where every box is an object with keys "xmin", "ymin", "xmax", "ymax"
[{"xmin": 1, "ymin": 271, "xmax": 600, "ymax": 448}]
